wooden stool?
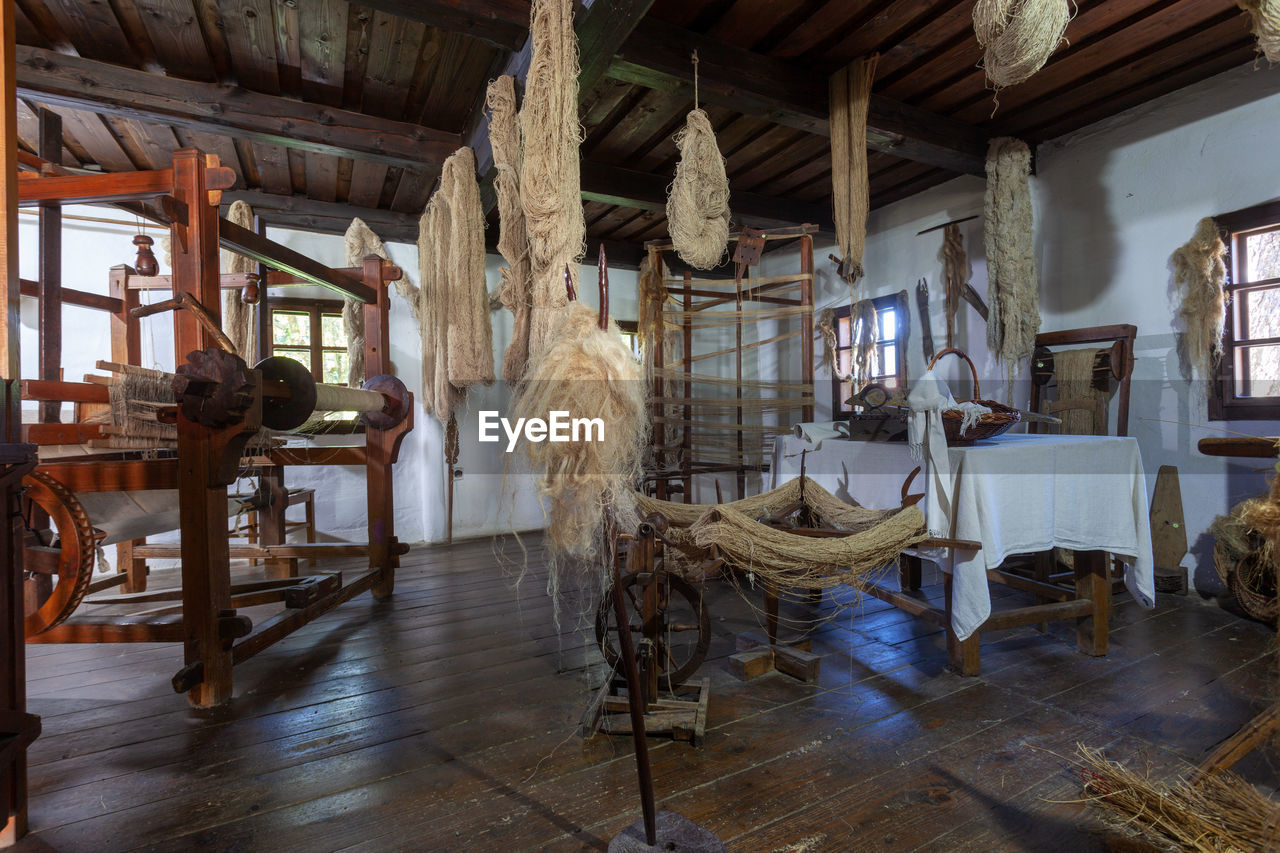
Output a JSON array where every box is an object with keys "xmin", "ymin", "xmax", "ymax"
[{"xmin": 234, "ymin": 488, "xmax": 317, "ymax": 567}]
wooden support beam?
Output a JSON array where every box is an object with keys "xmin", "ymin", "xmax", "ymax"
[
  {"xmin": 216, "ymin": 217, "xmax": 375, "ymax": 303},
  {"xmin": 15, "ymin": 46, "xmax": 461, "ymax": 171},
  {"xmin": 608, "ymin": 19, "xmax": 987, "ymax": 176},
  {"xmin": 358, "ymin": 0, "xmax": 529, "ymax": 52},
  {"xmin": 223, "ymin": 189, "xmax": 650, "ymax": 269},
  {"xmin": 17, "ymin": 169, "xmax": 175, "ymax": 206},
  {"xmin": 18, "ymin": 279, "xmax": 123, "ymax": 313},
  {"xmin": 37, "ymin": 108, "xmax": 60, "ymax": 425},
  {"xmin": 581, "ymin": 161, "xmax": 833, "ymax": 231}
]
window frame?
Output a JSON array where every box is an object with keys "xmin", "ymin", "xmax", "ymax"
[
  {"xmin": 1209, "ymin": 199, "xmax": 1280, "ymax": 421},
  {"xmin": 830, "ymin": 293, "xmax": 908, "ymax": 417},
  {"xmin": 267, "ymin": 297, "xmax": 349, "ymax": 385}
]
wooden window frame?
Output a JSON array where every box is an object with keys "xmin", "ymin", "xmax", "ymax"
[
  {"xmin": 268, "ymin": 297, "xmax": 348, "ymax": 384},
  {"xmin": 831, "ymin": 294, "xmax": 908, "ymax": 416},
  {"xmin": 1209, "ymin": 199, "xmax": 1280, "ymax": 421}
]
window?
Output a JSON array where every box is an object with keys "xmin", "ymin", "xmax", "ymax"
[
  {"xmin": 616, "ymin": 319, "xmax": 641, "ymax": 359},
  {"xmin": 1211, "ymin": 201, "xmax": 1280, "ymax": 420},
  {"xmin": 831, "ymin": 293, "xmax": 907, "ymax": 416},
  {"xmin": 269, "ymin": 299, "xmax": 350, "ymax": 385}
]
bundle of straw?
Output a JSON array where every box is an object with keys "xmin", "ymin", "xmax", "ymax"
[{"xmin": 1076, "ymin": 744, "xmax": 1280, "ymax": 851}]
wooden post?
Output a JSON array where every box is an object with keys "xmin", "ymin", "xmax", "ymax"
[
  {"xmin": 257, "ymin": 466, "xmax": 296, "ymax": 579},
  {"xmin": 361, "ymin": 256, "xmax": 396, "ymax": 599},
  {"xmin": 172, "ymin": 150, "xmax": 237, "ymax": 708},
  {"xmin": 108, "ymin": 266, "xmax": 141, "ymax": 367},
  {"xmin": 650, "ymin": 247, "xmax": 667, "ymax": 501},
  {"xmin": 36, "ymin": 109, "xmax": 61, "ymax": 425},
  {"xmin": 2, "ymin": 3, "xmax": 35, "ymax": 843},
  {"xmin": 799, "ymin": 232, "xmax": 815, "ymax": 425},
  {"xmin": 682, "ymin": 270, "xmax": 692, "ymax": 503},
  {"xmin": 944, "ymin": 572, "xmax": 980, "ymax": 676},
  {"xmin": 1074, "ymin": 549, "xmax": 1110, "ymax": 656}
]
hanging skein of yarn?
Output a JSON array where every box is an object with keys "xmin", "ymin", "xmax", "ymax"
[
  {"xmin": 667, "ymin": 106, "xmax": 731, "ymax": 270},
  {"xmin": 973, "ymin": 0, "xmax": 1071, "ymax": 90},
  {"xmin": 1238, "ymin": 0, "xmax": 1280, "ymax": 64},
  {"xmin": 829, "ymin": 55, "xmax": 878, "ymax": 284}
]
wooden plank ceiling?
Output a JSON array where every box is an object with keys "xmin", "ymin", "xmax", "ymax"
[{"xmin": 11, "ymin": 0, "xmax": 1259, "ymax": 263}]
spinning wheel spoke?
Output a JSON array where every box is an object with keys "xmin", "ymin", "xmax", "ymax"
[{"xmin": 596, "ymin": 570, "xmax": 711, "ymax": 687}]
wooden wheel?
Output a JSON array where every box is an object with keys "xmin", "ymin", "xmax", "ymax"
[
  {"xmin": 22, "ymin": 471, "xmax": 97, "ymax": 636},
  {"xmin": 595, "ymin": 570, "xmax": 710, "ymax": 687}
]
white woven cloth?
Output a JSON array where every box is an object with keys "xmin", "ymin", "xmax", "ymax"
[{"xmin": 771, "ymin": 432, "xmax": 1156, "ymax": 640}]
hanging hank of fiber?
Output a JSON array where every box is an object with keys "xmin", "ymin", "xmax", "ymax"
[
  {"xmin": 828, "ymin": 54, "xmax": 878, "ymax": 288},
  {"xmin": 1237, "ymin": 0, "xmax": 1280, "ymax": 64},
  {"xmin": 973, "ymin": 0, "xmax": 1072, "ymax": 92},
  {"xmin": 851, "ymin": 299, "xmax": 879, "ymax": 392},
  {"xmin": 487, "ymin": 75, "xmax": 535, "ymax": 384},
  {"xmin": 1170, "ymin": 217, "xmax": 1228, "ymax": 384},
  {"xmin": 667, "ymin": 50, "xmax": 731, "ymax": 271},
  {"xmin": 983, "ymin": 137, "xmax": 1040, "ymax": 389},
  {"xmin": 519, "ymin": 0, "xmax": 585, "ymax": 362},
  {"xmin": 941, "ymin": 223, "xmax": 968, "ymax": 348},
  {"xmin": 343, "ymin": 218, "xmax": 421, "ymax": 386},
  {"xmin": 220, "ymin": 200, "xmax": 257, "ymax": 361},
  {"xmin": 441, "ymin": 147, "xmax": 494, "ymax": 391}
]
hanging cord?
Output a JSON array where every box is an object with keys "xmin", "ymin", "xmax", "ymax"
[{"xmin": 691, "ymin": 50, "xmax": 699, "ymax": 110}]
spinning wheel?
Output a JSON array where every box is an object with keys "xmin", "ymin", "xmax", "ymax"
[
  {"xmin": 22, "ymin": 471, "xmax": 99, "ymax": 635},
  {"xmin": 595, "ymin": 570, "xmax": 710, "ymax": 688}
]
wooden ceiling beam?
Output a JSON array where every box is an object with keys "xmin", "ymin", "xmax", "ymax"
[
  {"xmin": 580, "ymin": 160, "xmax": 833, "ymax": 231},
  {"xmin": 357, "ymin": 0, "xmax": 530, "ymax": 52},
  {"xmin": 14, "ymin": 46, "xmax": 461, "ymax": 171},
  {"xmin": 608, "ymin": 18, "xmax": 987, "ymax": 176},
  {"xmin": 223, "ymin": 189, "xmax": 648, "ymax": 270}
]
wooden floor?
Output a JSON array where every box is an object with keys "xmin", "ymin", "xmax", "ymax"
[{"xmin": 9, "ymin": 536, "xmax": 1278, "ymax": 852}]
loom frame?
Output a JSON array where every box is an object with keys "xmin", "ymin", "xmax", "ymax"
[
  {"xmin": 16, "ymin": 148, "xmax": 412, "ymax": 708},
  {"xmin": 644, "ymin": 225, "xmax": 816, "ymax": 503}
]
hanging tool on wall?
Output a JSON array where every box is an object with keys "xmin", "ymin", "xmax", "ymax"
[{"xmin": 916, "ymin": 277, "xmax": 934, "ymax": 362}]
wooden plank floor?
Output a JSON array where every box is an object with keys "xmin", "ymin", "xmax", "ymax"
[{"xmin": 9, "ymin": 536, "xmax": 1277, "ymax": 852}]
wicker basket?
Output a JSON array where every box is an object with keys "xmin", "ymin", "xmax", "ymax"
[{"xmin": 927, "ymin": 348, "xmax": 1021, "ymax": 445}]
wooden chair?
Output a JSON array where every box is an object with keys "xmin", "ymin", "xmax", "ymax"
[
  {"xmin": 1029, "ymin": 324, "xmax": 1136, "ymax": 436},
  {"xmin": 1023, "ymin": 324, "xmax": 1138, "ymax": 593}
]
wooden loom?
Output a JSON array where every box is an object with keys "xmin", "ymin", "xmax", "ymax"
[
  {"xmin": 645, "ymin": 225, "xmax": 816, "ymax": 502},
  {"xmin": 16, "ymin": 148, "xmax": 413, "ymax": 708}
]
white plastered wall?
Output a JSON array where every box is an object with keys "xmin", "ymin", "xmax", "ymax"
[{"xmin": 763, "ymin": 61, "xmax": 1280, "ymax": 594}]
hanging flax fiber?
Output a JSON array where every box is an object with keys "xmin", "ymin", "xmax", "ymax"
[
  {"xmin": 1171, "ymin": 217, "xmax": 1228, "ymax": 383},
  {"xmin": 221, "ymin": 200, "xmax": 257, "ymax": 360},
  {"xmin": 829, "ymin": 55, "xmax": 878, "ymax": 284},
  {"xmin": 519, "ymin": 0, "xmax": 583, "ymax": 361},
  {"xmin": 1238, "ymin": 0, "xmax": 1280, "ymax": 63},
  {"xmin": 973, "ymin": 0, "xmax": 1071, "ymax": 92},
  {"xmin": 412, "ymin": 148, "xmax": 493, "ymax": 424},
  {"xmin": 984, "ymin": 137, "xmax": 1040, "ymax": 387},
  {"xmin": 941, "ymin": 223, "xmax": 967, "ymax": 348},
  {"xmin": 511, "ymin": 302, "xmax": 647, "ymax": 566},
  {"xmin": 488, "ymin": 75, "xmax": 535, "ymax": 383},
  {"xmin": 667, "ymin": 107, "xmax": 731, "ymax": 270},
  {"xmin": 852, "ymin": 299, "xmax": 879, "ymax": 391},
  {"xmin": 817, "ymin": 307, "xmax": 838, "ymax": 375},
  {"xmin": 616, "ymin": 477, "xmax": 927, "ymax": 586},
  {"xmin": 1075, "ymin": 744, "xmax": 1280, "ymax": 852}
]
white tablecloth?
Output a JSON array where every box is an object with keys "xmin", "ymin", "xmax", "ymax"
[{"xmin": 771, "ymin": 433, "xmax": 1156, "ymax": 639}]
